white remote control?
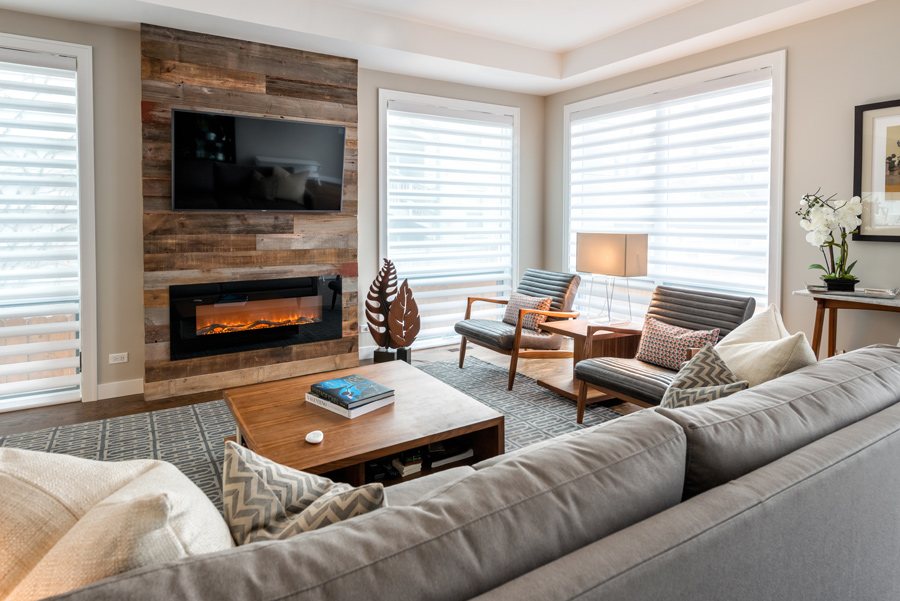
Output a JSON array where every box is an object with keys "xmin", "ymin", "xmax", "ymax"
[{"xmin": 305, "ymin": 430, "xmax": 324, "ymax": 444}]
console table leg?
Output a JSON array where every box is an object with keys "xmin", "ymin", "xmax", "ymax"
[
  {"xmin": 812, "ymin": 300, "xmax": 825, "ymax": 359},
  {"xmin": 827, "ymin": 307, "xmax": 838, "ymax": 358}
]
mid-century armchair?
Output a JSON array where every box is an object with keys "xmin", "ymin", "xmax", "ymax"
[{"xmin": 455, "ymin": 269, "xmax": 581, "ymax": 390}]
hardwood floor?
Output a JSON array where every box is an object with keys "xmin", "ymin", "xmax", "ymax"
[{"xmin": 0, "ymin": 343, "xmax": 641, "ymax": 437}]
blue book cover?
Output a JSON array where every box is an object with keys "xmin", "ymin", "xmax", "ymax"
[{"xmin": 310, "ymin": 374, "xmax": 394, "ymax": 408}]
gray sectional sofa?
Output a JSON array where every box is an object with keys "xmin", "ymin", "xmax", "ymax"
[{"xmin": 54, "ymin": 344, "xmax": 900, "ymax": 601}]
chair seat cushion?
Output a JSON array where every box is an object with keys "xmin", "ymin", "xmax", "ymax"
[
  {"xmin": 575, "ymin": 357, "xmax": 677, "ymax": 405},
  {"xmin": 454, "ymin": 319, "xmax": 562, "ymax": 351}
]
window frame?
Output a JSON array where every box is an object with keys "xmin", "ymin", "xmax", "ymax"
[
  {"xmin": 562, "ymin": 50, "xmax": 786, "ymax": 308},
  {"xmin": 0, "ymin": 32, "xmax": 97, "ymax": 405},
  {"xmin": 378, "ymin": 88, "xmax": 520, "ymax": 347}
]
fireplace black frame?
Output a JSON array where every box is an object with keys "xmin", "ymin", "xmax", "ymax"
[{"xmin": 168, "ymin": 276, "xmax": 342, "ymax": 361}]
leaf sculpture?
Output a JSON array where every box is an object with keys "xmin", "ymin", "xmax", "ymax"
[
  {"xmin": 388, "ymin": 279, "xmax": 421, "ymax": 348},
  {"xmin": 365, "ymin": 259, "xmax": 398, "ymax": 349}
]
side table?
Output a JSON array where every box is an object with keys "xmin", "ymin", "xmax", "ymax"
[
  {"xmin": 792, "ymin": 289, "xmax": 900, "ymax": 358},
  {"xmin": 537, "ymin": 319, "xmax": 642, "ymax": 402}
]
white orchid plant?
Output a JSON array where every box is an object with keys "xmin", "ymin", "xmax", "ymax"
[{"xmin": 796, "ymin": 190, "xmax": 862, "ymax": 280}]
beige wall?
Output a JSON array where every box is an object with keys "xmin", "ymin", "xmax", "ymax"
[
  {"xmin": 357, "ymin": 69, "xmax": 545, "ymax": 348},
  {"xmin": 544, "ymin": 0, "xmax": 900, "ymax": 351},
  {"xmin": 0, "ymin": 10, "xmax": 144, "ymax": 388}
]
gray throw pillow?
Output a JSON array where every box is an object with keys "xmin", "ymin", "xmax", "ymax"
[
  {"xmin": 660, "ymin": 343, "xmax": 749, "ymax": 408},
  {"xmin": 222, "ymin": 441, "xmax": 385, "ymax": 545}
]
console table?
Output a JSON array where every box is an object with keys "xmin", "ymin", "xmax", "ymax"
[{"xmin": 792, "ymin": 290, "xmax": 900, "ymax": 358}]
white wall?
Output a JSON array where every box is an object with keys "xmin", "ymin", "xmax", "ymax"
[
  {"xmin": 356, "ymin": 69, "xmax": 545, "ymax": 348},
  {"xmin": 544, "ymin": 0, "xmax": 900, "ymax": 352},
  {"xmin": 0, "ymin": 9, "xmax": 144, "ymax": 390}
]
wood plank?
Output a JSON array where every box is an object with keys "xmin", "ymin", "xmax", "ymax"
[
  {"xmin": 144, "ymin": 248, "xmax": 357, "ymax": 271},
  {"xmin": 141, "ymin": 28, "xmax": 357, "ymax": 87},
  {"xmin": 144, "ymin": 234, "xmax": 259, "ymax": 254},
  {"xmin": 178, "ymin": 84, "xmax": 357, "ymax": 125},
  {"xmin": 265, "ymin": 76, "xmax": 357, "ymax": 106},
  {"xmin": 146, "ymin": 337, "xmax": 357, "ymax": 382},
  {"xmin": 145, "ymin": 342, "xmax": 170, "ymax": 362},
  {"xmin": 142, "ymin": 57, "xmax": 266, "ymax": 93},
  {"xmin": 143, "ymin": 213, "xmax": 294, "ymax": 236},
  {"xmin": 292, "ymin": 213, "xmax": 357, "ymax": 234},
  {"xmin": 144, "ymin": 307, "xmax": 169, "ymax": 327},
  {"xmin": 142, "ymin": 140, "xmax": 171, "ymax": 162},
  {"xmin": 143, "ymin": 196, "xmax": 171, "ymax": 212},
  {"xmin": 142, "ymin": 178, "xmax": 170, "ymax": 197},
  {"xmin": 143, "ymin": 160, "xmax": 171, "ymax": 178},
  {"xmin": 142, "ymin": 121, "xmax": 169, "ymax": 142},
  {"xmin": 145, "ymin": 324, "xmax": 169, "ymax": 344},
  {"xmin": 142, "ymin": 79, "xmax": 184, "ymax": 102},
  {"xmin": 256, "ymin": 233, "xmax": 357, "ymax": 250},
  {"xmin": 141, "ymin": 100, "xmax": 171, "ymax": 126},
  {"xmin": 260, "ymin": 352, "xmax": 358, "ymax": 382},
  {"xmin": 143, "ymin": 263, "xmax": 357, "ymax": 289},
  {"xmin": 144, "ymin": 289, "xmax": 168, "ymax": 309}
]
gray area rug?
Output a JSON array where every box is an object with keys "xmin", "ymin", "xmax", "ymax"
[{"xmin": 0, "ymin": 358, "xmax": 621, "ymax": 507}]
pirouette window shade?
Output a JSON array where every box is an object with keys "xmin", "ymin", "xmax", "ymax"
[
  {"xmin": 567, "ymin": 67, "xmax": 777, "ymax": 320},
  {"xmin": 383, "ymin": 93, "xmax": 517, "ymax": 343},
  {"xmin": 0, "ymin": 51, "xmax": 82, "ymax": 409}
]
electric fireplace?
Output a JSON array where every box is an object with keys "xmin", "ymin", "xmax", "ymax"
[{"xmin": 169, "ymin": 276, "xmax": 342, "ymax": 361}]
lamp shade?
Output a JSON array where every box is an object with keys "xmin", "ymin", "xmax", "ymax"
[{"xmin": 576, "ymin": 233, "xmax": 648, "ymax": 278}]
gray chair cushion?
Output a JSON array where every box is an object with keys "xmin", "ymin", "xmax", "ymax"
[
  {"xmin": 454, "ymin": 319, "xmax": 563, "ymax": 351},
  {"xmin": 657, "ymin": 344, "xmax": 900, "ymax": 499},
  {"xmin": 575, "ymin": 357, "xmax": 676, "ymax": 405},
  {"xmin": 56, "ymin": 411, "xmax": 687, "ymax": 601},
  {"xmin": 647, "ymin": 286, "xmax": 755, "ymax": 338},
  {"xmin": 516, "ymin": 269, "xmax": 581, "ymax": 314}
]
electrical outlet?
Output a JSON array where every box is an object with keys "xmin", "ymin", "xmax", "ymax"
[
  {"xmin": 360, "ymin": 324, "xmax": 370, "ymax": 333},
  {"xmin": 109, "ymin": 352, "xmax": 129, "ymax": 364}
]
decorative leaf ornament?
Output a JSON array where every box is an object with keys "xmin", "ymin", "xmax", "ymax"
[
  {"xmin": 365, "ymin": 259, "xmax": 398, "ymax": 349},
  {"xmin": 388, "ymin": 280, "xmax": 421, "ymax": 348}
]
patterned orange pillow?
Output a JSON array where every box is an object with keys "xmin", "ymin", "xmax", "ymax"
[
  {"xmin": 635, "ymin": 316, "xmax": 720, "ymax": 370},
  {"xmin": 502, "ymin": 293, "xmax": 552, "ymax": 331}
]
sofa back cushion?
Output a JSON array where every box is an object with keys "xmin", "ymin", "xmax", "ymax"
[
  {"xmin": 657, "ymin": 344, "xmax": 900, "ymax": 499},
  {"xmin": 54, "ymin": 410, "xmax": 686, "ymax": 601}
]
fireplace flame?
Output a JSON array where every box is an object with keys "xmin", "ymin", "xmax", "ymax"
[{"xmin": 195, "ymin": 298, "xmax": 321, "ymax": 336}]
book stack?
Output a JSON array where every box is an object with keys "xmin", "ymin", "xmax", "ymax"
[
  {"xmin": 427, "ymin": 441, "xmax": 474, "ymax": 468},
  {"xmin": 305, "ymin": 374, "xmax": 395, "ymax": 419},
  {"xmin": 391, "ymin": 450, "xmax": 423, "ymax": 477}
]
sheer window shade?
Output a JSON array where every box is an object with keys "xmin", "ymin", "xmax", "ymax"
[
  {"xmin": 0, "ymin": 55, "xmax": 81, "ymax": 408},
  {"xmin": 567, "ymin": 66, "xmax": 778, "ymax": 320},
  {"xmin": 382, "ymin": 93, "xmax": 517, "ymax": 343}
]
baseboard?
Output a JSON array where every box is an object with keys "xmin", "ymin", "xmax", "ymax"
[{"xmin": 97, "ymin": 378, "xmax": 145, "ymax": 401}]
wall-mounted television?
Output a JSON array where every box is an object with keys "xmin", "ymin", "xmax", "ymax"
[{"xmin": 171, "ymin": 109, "xmax": 346, "ymax": 213}]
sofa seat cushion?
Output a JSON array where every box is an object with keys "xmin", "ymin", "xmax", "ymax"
[
  {"xmin": 455, "ymin": 319, "xmax": 562, "ymax": 351},
  {"xmin": 575, "ymin": 357, "xmax": 677, "ymax": 405},
  {"xmin": 55, "ymin": 411, "xmax": 687, "ymax": 601},
  {"xmin": 657, "ymin": 344, "xmax": 900, "ymax": 499},
  {"xmin": 0, "ymin": 448, "xmax": 232, "ymax": 601}
]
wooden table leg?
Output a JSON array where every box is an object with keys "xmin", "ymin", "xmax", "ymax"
[
  {"xmin": 827, "ymin": 306, "xmax": 838, "ymax": 358},
  {"xmin": 811, "ymin": 299, "xmax": 825, "ymax": 359}
]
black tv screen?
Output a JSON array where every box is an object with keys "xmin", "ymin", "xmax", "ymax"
[{"xmin": 171, "ymin": 109, "xmax": 346, "ymax": 212}]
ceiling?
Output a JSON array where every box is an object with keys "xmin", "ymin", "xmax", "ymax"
[{"xmin": 0, "ymin": 0, "xmax": 877, "ymax": 94}]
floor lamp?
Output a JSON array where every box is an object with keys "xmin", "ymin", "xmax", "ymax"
[{"xmin": 575, "ymin": 233, "xmax": 648, "ymax": 324}]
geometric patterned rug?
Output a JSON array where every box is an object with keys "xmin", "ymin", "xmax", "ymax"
[
  {"xmin": 419, "ymin": 357, "xmax": 622, "ymax": 452},
  {"xmin": 0, "ymin": 357, "xmax": 622, "ymax": 509}
]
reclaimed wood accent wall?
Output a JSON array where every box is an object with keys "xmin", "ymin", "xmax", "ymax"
[{"xmin": 140, "ymin": 24, "xmax": 359, "ymax": 401}]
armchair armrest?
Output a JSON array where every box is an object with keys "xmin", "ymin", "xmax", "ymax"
[
  {"xmin": 464, "ymin": 296, "xmax": 509, "ymax": 319},
  {"xmin": 512, "ymin": 308, "xmax": 580, "ymax": 349}
]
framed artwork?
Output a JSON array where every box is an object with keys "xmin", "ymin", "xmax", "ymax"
[{"xmin": 853, "ymin": 98, "xmax": 900, "ymax": 242}]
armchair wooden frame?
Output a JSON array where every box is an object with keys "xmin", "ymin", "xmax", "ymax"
[{"xmin": 458, "ymin": 297, "xmax": 579, "ymax": 391}]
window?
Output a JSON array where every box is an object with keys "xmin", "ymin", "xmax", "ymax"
[
  {"xmin": 0, "ymin": 35, "xmax": 96, "ymax": 411},
  {"xmin": 564, "ymin": 52, "xmax": 785, "ymax": 319},
  {"xmin": 379, "ymin": 90, "xmax": 518, "ymax": 345}
]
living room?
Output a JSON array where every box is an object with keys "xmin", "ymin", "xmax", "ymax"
[{"xmin": 2, "ymin": 0, "xmax": 900, "ymax": 599}]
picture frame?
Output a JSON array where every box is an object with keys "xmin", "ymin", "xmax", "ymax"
[{"xmin": 853, "ymin": 98, "xmax": 900, "ymax": 242}]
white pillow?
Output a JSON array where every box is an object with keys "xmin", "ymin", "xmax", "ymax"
[
  {"xmin": 0, "ymin": 448, "xmax": 233, "ymax": 601},
  {"xmin": 272, "ymin": 165, "xmax": 310, "ymax": 203},
  {"xmin": 715, "ymin": 304, "xmax": 817, "ymax": 387}
]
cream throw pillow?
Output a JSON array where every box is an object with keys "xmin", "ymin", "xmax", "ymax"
[
  {"xmin": 0, "ymin": 448, "xmax": 233, "ymax": 601},
  {"xmin": 223, "ymin": 441, "xmax": 386, "ymax": 545},
  {"xmin": 272, "ymin": 165, "xmax": 310, "ymax": 203},
  {"xmin": 715, "ymin": 304, "xmax": 817, "ymax": 387}
]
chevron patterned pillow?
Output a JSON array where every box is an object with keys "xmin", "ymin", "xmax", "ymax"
[
  {"xmin": 660, "ymin": 343, "xmax": 749, "ymax": 408},
  {"xmin": 635, "ymin": 316, "xmax": 720, "ymax": 371},
  {"xmin": 223, "ymin": 442, "xmax": 385, "ymax": 545}
]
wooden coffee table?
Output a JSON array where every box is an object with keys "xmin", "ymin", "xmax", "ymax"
[{"xmin": 223, "ymin": 361, "xmax": 504, "ymax": 485}]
